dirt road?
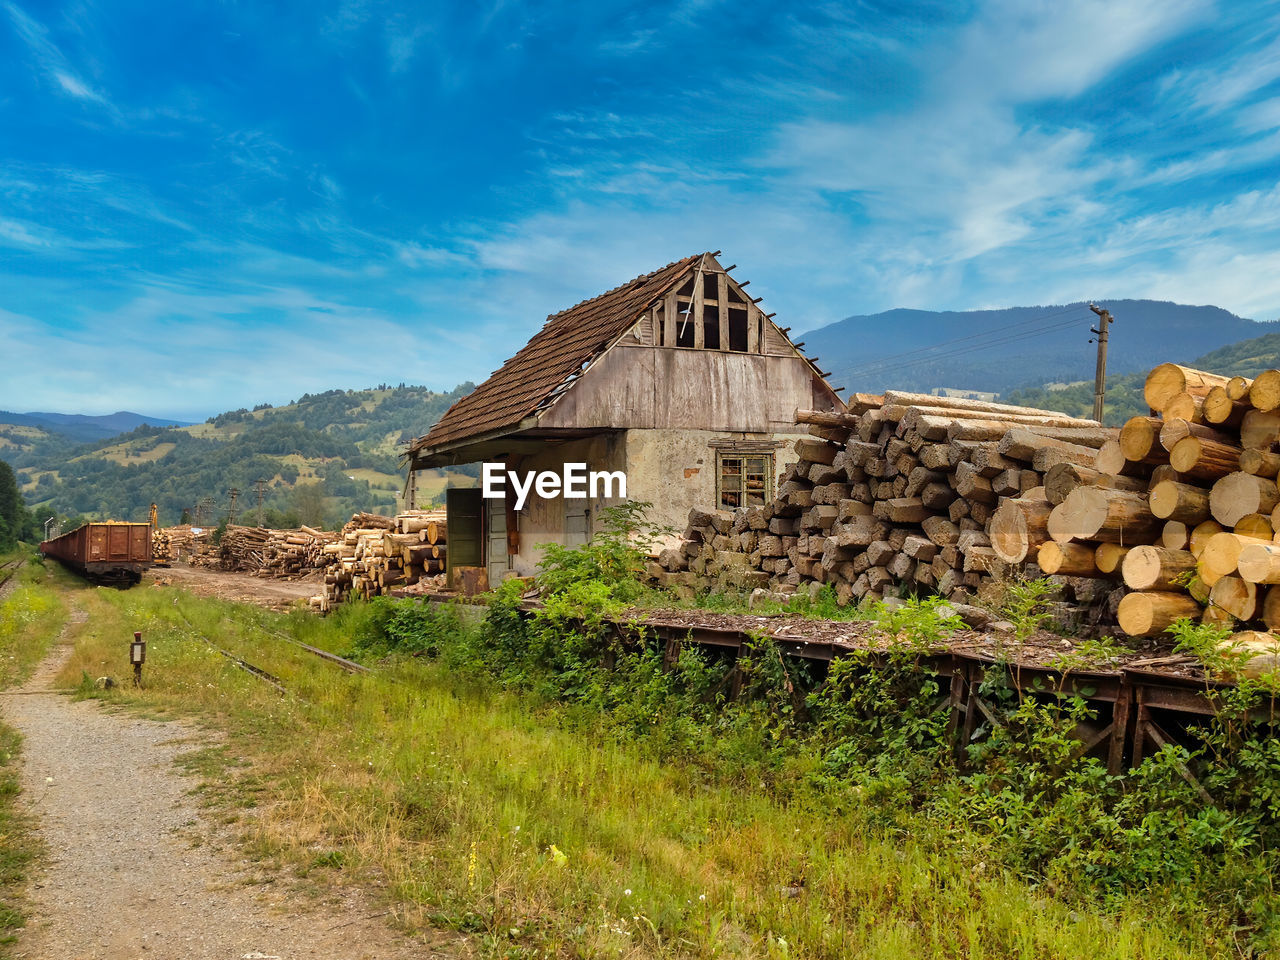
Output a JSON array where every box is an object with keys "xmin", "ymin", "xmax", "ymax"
[
  {"xmin": 146, "ymin": 564, "xmax": 319, "ymax": 611},
  {"xmin": 3, "ymin": 603, "xmax": 443, "ymax": 960}
]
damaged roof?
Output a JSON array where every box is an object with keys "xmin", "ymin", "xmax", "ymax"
[{"xmin": 410, "ymin": 253, "xmax": 702, "ymax": 456}]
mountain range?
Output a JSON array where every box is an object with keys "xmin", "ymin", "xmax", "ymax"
[
  {"xmin": 796, "ymin": 300, "xmax": 1278, "ymax": 397},
  {"xmin": 0, "ymin": 410, "xmax": 193, "ymax": 443}
]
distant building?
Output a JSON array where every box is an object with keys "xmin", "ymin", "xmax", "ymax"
[
  {"xmin": 406, "ymin": 252, "xmax": 843, "ymax": 586},
  {"xmin": 930, "ymin": 387, "xmax": 999, "ymax": 402}
]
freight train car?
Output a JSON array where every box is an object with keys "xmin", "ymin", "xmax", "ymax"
[{"xmin": 40, "ymin": 522, "xmax": 152, "ymax": 587}]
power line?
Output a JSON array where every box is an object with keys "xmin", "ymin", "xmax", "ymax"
[
  {"xmin": 844, "ymin": 311, "xmax": 1092, "ymax": 378},
  {"xmin": 841, "ymin": 305, "xmax": 1088, "ymax": 375},
  {"xmin": 838, "ymin": 305, "xmax": 1091, "ymax": 377}
]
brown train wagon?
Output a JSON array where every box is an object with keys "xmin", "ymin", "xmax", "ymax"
[{"xmin": 40, "ymin": 522, "xmax": 152, "ymax": 587}]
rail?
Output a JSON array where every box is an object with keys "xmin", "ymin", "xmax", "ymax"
[
  {"xmin": 171, "ymin": 604, "xmax": 372, "ymax": 700},
  {"xmin": 0, "ymin": 558, "xmax": 22, "ymax": 592}
]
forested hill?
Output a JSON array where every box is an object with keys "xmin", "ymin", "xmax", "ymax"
[
  {"xmin": 797, "ymin": 300, "xmax": 1276, "ymax": 397},
  {"xmin": 1006, "ymin": 331, "xmax": 1280, "ymax": 426},
  {"xmin": 0, "ymin": 383, "xmax": 475, "ymax": 530}
]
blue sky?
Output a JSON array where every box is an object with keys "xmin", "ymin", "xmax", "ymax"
[{"xmin": 2, "ymin": 0, "xmax": 1279, "ymax": 419}]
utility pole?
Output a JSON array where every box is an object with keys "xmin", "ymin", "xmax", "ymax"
[
  {"xmin": 1089, "ymin": 303, "xmax": 1113, "ymax": 424},
  {"xmin": 228, "ymin": 488, "xmax": 239, "ymax": 526},
  {"xmin": 255, "ymin": 478, "xmax": 267, "ymax": 527}
]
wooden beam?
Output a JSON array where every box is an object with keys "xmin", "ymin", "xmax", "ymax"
[
  {"xmin": 717, "ymin": 271, "xmax": 729, "ymax": 351},
  {"xmin": 693, "ymin": 263, "xmax": 706, "ymax": 349},
  {"xmin": 663, "ymin": 288, "xmax": 677, "ymax": 347},
  {"xmin": 747, "ymin": 302, "xmax": 760, "ymax": 354}
]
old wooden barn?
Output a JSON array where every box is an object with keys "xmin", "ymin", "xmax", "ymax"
[{"xmin": 406, "ymin": 252, "xmax": 843, "ymax": 586}]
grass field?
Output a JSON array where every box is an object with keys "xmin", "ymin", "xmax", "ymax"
[
  {"xmin": 0, "ymin": 579, "xmax": 1219, "ymax": 959},
  {"xmin": 345, "ymin": 467, "xmax": 402, "ymax": 491},
  {"xmin": 94, "ymin": 441, "xmax": 176, "ymax": 465}
]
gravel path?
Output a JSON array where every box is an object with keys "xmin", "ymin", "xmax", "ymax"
[{"xmin": 3, "ymin": 605, "xmax": 446, "ymax": 960}]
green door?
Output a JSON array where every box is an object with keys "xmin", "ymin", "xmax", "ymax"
[{"xmin": 446, "ymin": 488, "xmax": 484, "ymax": 578}]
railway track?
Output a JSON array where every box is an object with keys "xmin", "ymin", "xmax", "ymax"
[
  {"xmin": 172, "ymin": 605, "xmax": 371, "ymax": 699},
  {"xmin": 0, "ymin": 558, "xmax": 23, "ymax": 592},
  {"xmin": 264, "ymin": 632, "xmax": 372, "ymax": 676}
]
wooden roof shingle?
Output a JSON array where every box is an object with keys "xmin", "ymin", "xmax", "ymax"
[{"xmin": 411, "ymin": 254, "xmax": 702, "ymax": 454}]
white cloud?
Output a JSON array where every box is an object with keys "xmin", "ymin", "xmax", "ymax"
[
  {"xmin": 1167, "ymin": 31, "xmax": 1280, "ymax": 115},
  {"xmin": 3, "ymin": 2, "xmax": 115, "ymax": 112}
]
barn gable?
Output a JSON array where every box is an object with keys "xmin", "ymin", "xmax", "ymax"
[{"xmin": 408, "ymin": 252, "xmax": 842, "ymax": 466}]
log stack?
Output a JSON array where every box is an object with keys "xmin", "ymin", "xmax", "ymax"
[
  {"xmin": 157, "ymin": 525, "xmax": 216, "ymax": 564},
  {"xmin": 657, "ymin": 391, "xmax": 1114, "ymax": 612},
  {"xmin": 217, "ymin": 524, "xmax": 339, "ymax": 578},
  {"xmin": 990, "ymin": 362, "xmax": 1280, "ymax": 652},
  {"xmin": 162, "ymin": 509, "xmax": 448, "ymax": 611},
  {"xmin": 312, "ymin": 509, "xmax": 447, "ymax": 611},
  {"xmin": 152, "ymin": 528, "xmax": 172, "ymax": 562}
]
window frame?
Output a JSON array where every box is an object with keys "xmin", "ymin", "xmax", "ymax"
[{"xmin": 716, "ymin": 451, "xmax": 774, "ymax": 509}]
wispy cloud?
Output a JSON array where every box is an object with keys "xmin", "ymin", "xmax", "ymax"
[{"xmin": 3, "ymin": 1, "xmax": 115, "ymax": 113}]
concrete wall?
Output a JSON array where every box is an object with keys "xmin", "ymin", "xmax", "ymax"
[
  {"xmin": 500, "ymin": 432, "xmax": 627, "ymax": 577},
  {"xmin": 496, "ymin": 428, "xmax": 808, "ymax": 578}
]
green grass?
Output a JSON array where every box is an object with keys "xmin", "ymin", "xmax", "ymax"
[
  {"xmin": 39, "ymin": 582, "xmax": 1229, "ymax": 959},
  {"xmin": 0, "ymin": 550, "xmax": 69, "ymax": 954}
]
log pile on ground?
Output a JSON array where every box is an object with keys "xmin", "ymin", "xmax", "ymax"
[
  {"xmin": 656, "ymin": 391, "xmax": 1117, "ymax": 620},
  {"xmin": 170, "ymin": 509, "xmax": 449, "ymax": 611},
  {"xmin": 985, "ymin": 362, "xmax": 1280, "ymax": 666},
  {"xmin": 155, "ymin": 525, "xmax": 215, "ymax": 563},
  {"xmin": 217, "ymin": 524, "xmax": 340, "ymax": 578},
  {"xmin": 312, "ymin": 509, "xmax": 447, "ymax": 611}
]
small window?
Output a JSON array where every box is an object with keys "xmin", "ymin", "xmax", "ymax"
[
  {"xmin": 703, "ymin": 273, "xmax": 719, "ymax": 302},
  {"xmin": 703, "ymin": 303, "xmax": 721, "ymax": 349},
  {"xmin": 675, "ymin": 300, "xmax": 695, "ymax": 347},
  {"xmin": 727, "ymin": 308, "xmax": 749, "ymax": 352},
  {"xmin": 717, "ymin": 452, "xmax": 773, "ymax": 509}
]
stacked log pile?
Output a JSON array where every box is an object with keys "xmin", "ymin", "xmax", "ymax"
[
  {"xmin": 152, "ymin": 528, "xmax": 172, "ymax": 562},
  {"xmin": 313, "ymin": 510, "xmax": 447, "ymax": 611},
  {"xmin": 656, "ymin": 391, "xmax": 1114, "ymax": 612},
  {"xmin": 155, "ymin": 525, "xmax": 215, "ymax": 563},
  {"xmin": 988, "ymin": 363, "xmax": 1280, "ymax": 650},
  {"xmin": 165, "ymin": 509, "xmax": 448, "ymax": 611},
  {"xmin": 217, "ymin": 525, "xmax": 339, "ymax": 578}
]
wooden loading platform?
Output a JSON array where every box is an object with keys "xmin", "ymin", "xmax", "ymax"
[{"xmin": 543, "ymin": 605, "xmax": 1240, "ymax": 782}]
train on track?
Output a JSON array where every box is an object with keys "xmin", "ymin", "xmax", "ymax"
[{"xmin": 40, "ymin": 522, "xmax": 152, "ymax": 587}]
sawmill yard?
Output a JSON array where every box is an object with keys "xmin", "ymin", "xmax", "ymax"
[
  {"xmin": 12, "ymin": 359, "xmax": 1280, "ymax": 956},
  {"xmin": 0, "ymin": 550, "xmax": 1269, "ymax": 960},
  {"xmin": 16, "ymin": 356, "xmax": 1280, "ymax": 959}
]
